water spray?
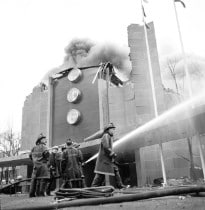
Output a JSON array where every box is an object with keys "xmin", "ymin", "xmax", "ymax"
[
  {"xmin": 85, "ymin": 90, "xmax": 205, "ymax": 165},
  {"xmin": 173, "ymin": 0, "xmax": 205, "ymax": 180}
]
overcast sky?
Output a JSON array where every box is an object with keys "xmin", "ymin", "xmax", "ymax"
[{"xmin": 0, "ymin": 0, "xmax": 204, "ymax": 133}]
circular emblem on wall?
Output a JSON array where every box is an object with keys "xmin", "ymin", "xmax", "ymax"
[
  {"xmin": 67, "ymin": 68, "xmax": 82, "ymax": 82},
  {"xmin": 67, "ymin": 88, "xmax": 81, "ymax": 103},
  {"xmin": 67, "ymin": 109, "xmax": 81, "ymax": 125}
]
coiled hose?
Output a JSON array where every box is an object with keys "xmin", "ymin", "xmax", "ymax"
[{"xmin": 55, "ymin": 185, "xmax": 115, "ymax": 199}]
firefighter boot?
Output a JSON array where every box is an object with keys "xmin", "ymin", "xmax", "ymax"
[
  {"xmin": 39, "ymin": 179, "xmax": 47, "ymax": 196},
  {"xmin": 81, "ymin": 175, "xmax": 86, "ymax": 188},
  {"xmin": 36, "ymin": 179, "xmax": 41, "ymax": 196},
  {"xmin": 114, "ymin": 166, "xmax": 126, "ymax": 189},
  {"xmin": 91, "ymin": 173, "xmax": 105, "ymax": 187},
  {"xmin": 46, "ymin": 179, "xmax": 52, "ymax": 196},
  {"xmin": 29, "ymin": 178, "xmax": 37, "ymax": 197}
]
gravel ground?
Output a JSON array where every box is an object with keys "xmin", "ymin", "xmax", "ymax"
[{"xmin": 1, "ymin": 188, "xmax": 205, "ymax": 210}]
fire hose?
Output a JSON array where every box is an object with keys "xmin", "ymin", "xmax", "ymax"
[
  {"xmin": 12, "ymin": 185, "xmax": 205, "ymax": 210},
  {"xmin": 55, "ymin": 186, "xmax": 115, "ymax": 199}
]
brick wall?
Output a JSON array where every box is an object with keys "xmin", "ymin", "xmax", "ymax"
[
  {"xmin": 127, "ymin": 22, "xmax": 165, "ymax": 127},
  {"xmin": 21, "ymin": 86, "xmax": 48, "ymax": 150}
]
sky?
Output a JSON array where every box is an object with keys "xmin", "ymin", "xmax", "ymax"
[{"xmin": 0, "ymin": 0, "xmax": 204, "ymax": 133}]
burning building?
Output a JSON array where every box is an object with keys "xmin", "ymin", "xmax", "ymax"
[
  {"xmin": 19, "ymin": 22, "xmax": 166, "ymax": 186},
  {"xmin": 1, "ymin": 22, "xmax": 204, "ymax": 187}
]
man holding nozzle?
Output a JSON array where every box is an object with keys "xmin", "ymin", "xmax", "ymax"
[{"xmin": 91, "ymin": 123, "xmax": 125, "ymax": 189}]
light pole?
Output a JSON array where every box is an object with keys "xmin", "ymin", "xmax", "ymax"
[{"xmin": 140, "ymin": 0, "xmax": 167, "ymax": 186}]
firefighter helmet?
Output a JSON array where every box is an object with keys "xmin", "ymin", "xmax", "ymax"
[
  {"xmin": 104, "ymin": 122, "xmax": 116, "ymax": 132},
  {"xmin": 36, "ymin": 133, "xmax": 46, "ymax": 145}
]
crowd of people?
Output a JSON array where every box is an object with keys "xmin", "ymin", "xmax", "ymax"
[{"xmin": 29, "ymin": 123, "xmax": 125, "ymax": 197}]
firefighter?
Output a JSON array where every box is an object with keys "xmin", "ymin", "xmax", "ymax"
[
  {"xmin": 46, "ymin": 145, "xmax": 59, "ymax": 196},
  {"xmin": 61, "ymin": 139, "xmax": 84, "ymax": 188},
  {"xmin": 29, "ymin": 134, "xmax": 50, "ymax": 197},
  {"xmin": 72, "ymin": 141, "xmax": 86, "ymax": 188},
  {"xmin": 54, "ymin": 144, "xmax": 67, "ymax": 188},
  {"xmin": 91, "ymin": 123, "xmax": 125, "ymax": 189}
]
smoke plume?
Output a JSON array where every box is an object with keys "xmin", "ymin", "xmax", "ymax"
[
  {"xmin": 63, "ymin": 39, "xmax": 131, "ymax": 75},
  {"xmin": 42, "ymin": 38, "xmax": 132, "ymax": 83},
  {"xmin": 64, "ymin": 38, "xmax": 95, "ymax": 66}
]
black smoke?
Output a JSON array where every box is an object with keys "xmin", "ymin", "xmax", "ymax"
[
  {"xmin": 64, "ymin": 38, "xmax": 95, "ymax": 65},
  {"xmin": 42, "ymin": 38, "xmax": 132, "ymax": 83},
  {"xmin": 63, "ymin": 38, "xmax": 131, "ymax": 75}
]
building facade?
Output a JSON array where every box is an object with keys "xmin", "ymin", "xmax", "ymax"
[{"xmin": 17, "ymin": 22, "xmax": 205, "ymax": 186}]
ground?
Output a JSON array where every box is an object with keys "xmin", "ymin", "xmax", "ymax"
[{"xmin": 1, "ymin": 187, "xmax": 205, "ymax": 210}]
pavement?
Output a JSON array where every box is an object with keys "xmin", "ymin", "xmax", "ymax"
[{"xmin": 1, "ymin": 186, "xmax": 205, "ymax": 210}]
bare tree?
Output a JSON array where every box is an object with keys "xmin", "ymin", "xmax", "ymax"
[
  {"xmin": 0, "ymin": 129, "xmax": 21, "ymax": 182},
  {"xmin": 162, "ymin": 55, "xmax": 203, "ymax": 181},
  {"xmin": 166, "ymin": 57, "xmax": 180, "ymax": 95},
  {"xmin": 0, "ymin": 128, "xmax": 21, "ymax": 157}
]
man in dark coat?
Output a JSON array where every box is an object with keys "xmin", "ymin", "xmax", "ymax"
[
  {"xmin": 91, "ymin": 123, "xmax": 125, "ymax": 189},
  {"xmin": 29, "ymin": 134, "xmax": 50, "ymax": 197},
  {"xmin": 61, "ymin": 139, "xmax": 84, "ymax": 188},
  {"xmin": 46, "ymin": 145, "xmax": 59, "ymax": 196},
  {"xmin": 55, "ymin": 144, "xmax": 67, "ymax": 187}
]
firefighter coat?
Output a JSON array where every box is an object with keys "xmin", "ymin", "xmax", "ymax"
[
  {"xmin": 55, "ymin": 151, "xmax": 63, "ymax": 176},
  {"xmin": 94, "ymin": 133, "xmax": 115, "ymax": 176},
  {"xmin": 61, "ymin": 146, "xmax": 83, "ymax": 180},
  {"xmin": 30, "ymin": 143, "xmax": 50, "ymax": 179},
  {"xmin": 48, "ymin": 152, "xmax": 59, "ymax": 178}
]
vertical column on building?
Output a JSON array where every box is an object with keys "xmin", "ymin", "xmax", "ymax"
[
  {"xmin": 98, "ymin": 78, "xmax": 109, "ymax": 129},
  {"xmin": 98, "ymin": 73, "xmax": 110, "ymax": 185},
  {"xmin": 47, "ymin": 77, "xmax": 54, "ymax": 147},
  {"xmin": 127, "ymin": 23, "xmax": 165, "ymax": 186}
]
